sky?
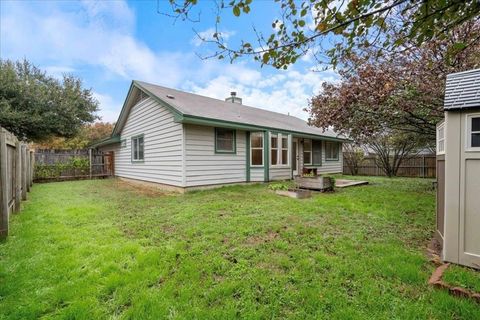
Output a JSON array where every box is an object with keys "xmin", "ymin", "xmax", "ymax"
[{"xmin": 0, "ymin": 0, "xmax": 338, "ymax": 123}]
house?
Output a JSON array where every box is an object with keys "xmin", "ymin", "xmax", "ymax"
[
  {"xmin": 436, "ymin": 68, "xmax": 480, "ymax": 269},
  {"xmin": 92, "ymin": 80, "xmax": 348, "ymax": 191}
]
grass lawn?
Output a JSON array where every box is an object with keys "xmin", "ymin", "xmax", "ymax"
[{"xmin": 0, "ymin": 176, "xmax": 479, "ymax": 319}]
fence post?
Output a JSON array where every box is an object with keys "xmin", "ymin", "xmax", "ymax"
[
  {"xmin": 14, "ymin": 141, "xmax": 22, "ymax": 213},
  {"xmin": 89, "ymin": 148, "xmax": 92, "ymax": 179},
  {"xmin": 21, "ymin": 145, "xmax": 27, "ymax": 200},
  {"xmin": 26, "ymin": 149, "xmax": 31, "ymax": 192},
  {"xmin": 421, "ymin": 155, "xmax": 425, "ymax": 178},
  {"xmin": 0, "ymin": 129, "xmax": 8, "ymax": 238},
  {"xmin": 29, "ymin": 150, "xmax": 34, "ymax": 187}
]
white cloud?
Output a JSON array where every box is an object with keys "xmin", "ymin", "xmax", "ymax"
[
  {"xmin": 1, "ymin": 0, "xmax": 339, "ymax": 123},
  {"xmin": 92, "ymin": 92, "xmax": 122, "ymax": 123},
  {"xmin": 0, "ymin": 1, "xmax": 185, "ymax": 85},
  {"xmin": 185, "ymin": 67, "xmax": 337, "ymax": 120},
  {"xmin": 190, "ymin": 28, "xmax": 236, "ymax": 47}
]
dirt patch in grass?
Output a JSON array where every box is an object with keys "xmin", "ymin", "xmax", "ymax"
[
  {"xmin": 245, "ymin": 230, "xmax": 280, "ymax": 245},
  {"xmin": 110, "ymin": 179, "xmax": 177, "ymax": 197}
]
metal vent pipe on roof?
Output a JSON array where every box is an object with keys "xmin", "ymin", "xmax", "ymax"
[{"xmin": 225, "ymin": 91, "xmax": 242, "ymax": 104}]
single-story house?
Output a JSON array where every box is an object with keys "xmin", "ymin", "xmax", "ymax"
[
  {"xmin": 436, "ymin": 68, "xmax": 480, "ymax": 269},
  {"xmin": 93, "ymin": 80, "xmax": 348, "ymax": 191}
]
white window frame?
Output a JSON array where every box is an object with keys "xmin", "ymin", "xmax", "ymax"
[
  {"xmin": 280, "ymin": 134, "xmax": 289, "ymax": 166},
  {"xmin": 270, "ymin": 133, "xmax": 278, "ymax": 166},
  {"xmin": 270, "ymin": 133, "xmax": 290, "ymax": 167},
  {"xmin": 250, "ymin": 132, "xmax": 264, "ymax": 167},
  {"xmin": 303, "ymin": 139, "xmax": 312, "ymax": 165},
  {"xmin": 131, "ymin": 134, "xmax": 144, "ymax": 162},
  {"xmin": 436, "ymin": 121, "xmax": 445, "ymax": 155},
  {"xmin": 466, "ymin": 113, "xmax": 480, "ymax": 152}
]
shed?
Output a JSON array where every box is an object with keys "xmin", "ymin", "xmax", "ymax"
[{"xmin": 436, "ymin": 68, "xmax": 480, "ymax": 269}]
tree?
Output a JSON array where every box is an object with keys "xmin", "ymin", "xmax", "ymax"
[
  {"xmin": 343, "ymin": 142, "xmax": 365, "ymax": 175},
  {"xmin": 366, "ymin": 130, "xmax": 423, "ymax": 177},
  {"xmin": 165, "ymin": 0, "xmax": 480, "ymax": 69},
  {"xmin": 306, "ymin": 22, "xmax": 480, "ymax": 141},
  {"xmin": 0, "ymin": 59, "xmax": 99, "ymax": 141},
  {"xmin": 33, "ymin": 122, "xmax": 114, "ymax": 150}
]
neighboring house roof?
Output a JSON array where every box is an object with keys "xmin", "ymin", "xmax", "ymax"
[
  {"xmin": 93, "ymin": 80, "xmax": 348, "ymax": 148},
  {"xmin": 444, "ymin": 68, "xmax": 480, "ymax": 110}
]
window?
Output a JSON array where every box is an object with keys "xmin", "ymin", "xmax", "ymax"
[
  {"xmin": 281, "ymin": 136, "xmax": 288, "ymax": 165},
  {"xmin": 215, "ymin": 128, "xmax": 236, "ymax": 153},
  {"xmin": 437, "ymin": 122, "xmax": 445, "ymax": 154},
  {"xmin": 270, "ymin": 133, "xmax": 289, "ymax": 166},
  {"xmin": 270, "ymin": 134, "xmax": 278, "ymax": 165},
  {"xmin": 303, "ymin": 139, "xmax": 312, "ymax": 165},
  {"xmin": 325, "ymin": 141, "xmax": 339, "ymax": 161},
  {"xmin": 312, "ymin": 140, "xmax": 322, "ymax": 165},
  {"xmin": 132, "ymin": 135, "xmax": 144, "ymax": 161},
  {"xmin": 251, "ymin": 132, "xmax": 264, "ymax": 166},
  {"xmin": 469, "ymin": 116, "xmax": 480, "ymax": 149}
]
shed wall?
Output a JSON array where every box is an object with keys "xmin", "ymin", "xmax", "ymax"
[{"xmin": 443, "ymin": 109, "xmax": 480, "ymax": 269}]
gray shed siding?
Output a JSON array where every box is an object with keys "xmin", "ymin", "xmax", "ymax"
[
  {"xmin": 110, "ymin": 97, "xmax": 184, "ymax": 187},
  {"xmin": 184, "ymin": 124, "xmax": 247, "ymax": 187}
]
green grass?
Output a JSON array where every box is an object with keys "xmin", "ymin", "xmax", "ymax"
[{"xmin": 0, "ymin": 176, "xmax": 479, "ymax": 319}]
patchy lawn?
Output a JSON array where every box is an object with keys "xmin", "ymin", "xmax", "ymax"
[{"xmin": 0, "ymin": 176, "xmax": 478, "ymax": 319}]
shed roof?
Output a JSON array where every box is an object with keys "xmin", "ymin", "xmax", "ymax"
[{"xmin": 444, "ymin": 68, "xmax": 480, "ymax": 110}]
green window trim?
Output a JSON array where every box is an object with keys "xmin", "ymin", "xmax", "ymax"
[
  {"xmin": 246, "ymin": 131, "xmax": 250, "ymax": 182},
  {"xmin": 264, "ymin": 131, "xmax": 270, "ymax": 182},
  {"xmin": 325, "ymin": 141, "xmax": 340, "ymax": 161},
  {"xmin": 214, "ymin": 128, "xmax": 236, "ymax": 154},
  {"xmin": 131, "ymin": 134, "xmax": 145, "ymax": 163}
]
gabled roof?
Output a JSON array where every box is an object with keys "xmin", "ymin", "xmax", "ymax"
[
  {"xmin": 444, "ymin": 68, "xmax": 480, "ymax": 110},
  {"xmin": 94, "ymin": 80, "xmax": 348, "ymax": 148}
]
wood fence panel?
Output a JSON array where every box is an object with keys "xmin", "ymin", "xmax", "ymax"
[
  {"xmin": 0, "ymin": 127, "xmax": 31, "ymax": 238},
  {"xmin": 0, "ymin": 129, "xmax": 8, "ymax": 237},
  {"xmin": 21, "ymin": 145, "xmax": 27, "ymax": 200},
  {"xmin": 343, "ymin": 154, "xmax": 437, "ymax": 178},
  {"xmin": 34, "ymin": 149, "xmax": 113, "ymax": 182},
  {"xmin": 15, "ymin": 141, "xmax": 21, "ymax": 213}
]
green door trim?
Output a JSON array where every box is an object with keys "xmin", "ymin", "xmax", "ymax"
[
  {"xmin": 246, "ymin": 131, "xmax": 251, "ymax": 182},
  {"xmin": 264, "ymin": 131, "xmax": 270, "ymax": 182}
]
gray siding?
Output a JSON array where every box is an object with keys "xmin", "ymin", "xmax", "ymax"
[
  {"xmin": 251, "ymin": 167, "xmax": 264, "ymax": 182},
  {"xmin": 111, "ymin": 97, "xmax": 184, "ymax": 186},
  {"xmin": 269, "ymin": 167, "xmax": 291, "ymax": 181},
  {"xmin": 184, "ymin": 124, "xmax": 246, "ymax": 187}
]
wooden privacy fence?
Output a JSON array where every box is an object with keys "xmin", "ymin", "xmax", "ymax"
[
  {"xmin": 34, "ymin": 149, "xmax": 114, "ymax": 182},
  {"xmin": 343, "ymin": 154, "xmax": 436, "ymax": 178},
  {"xmin": 0, "ymin": 127, "xmax": 34, "ymax": 238}
]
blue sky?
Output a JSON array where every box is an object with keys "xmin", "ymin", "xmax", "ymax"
[{"xmin": 1, "ymin": 0, "xmax": 338, "ymax": 122}]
